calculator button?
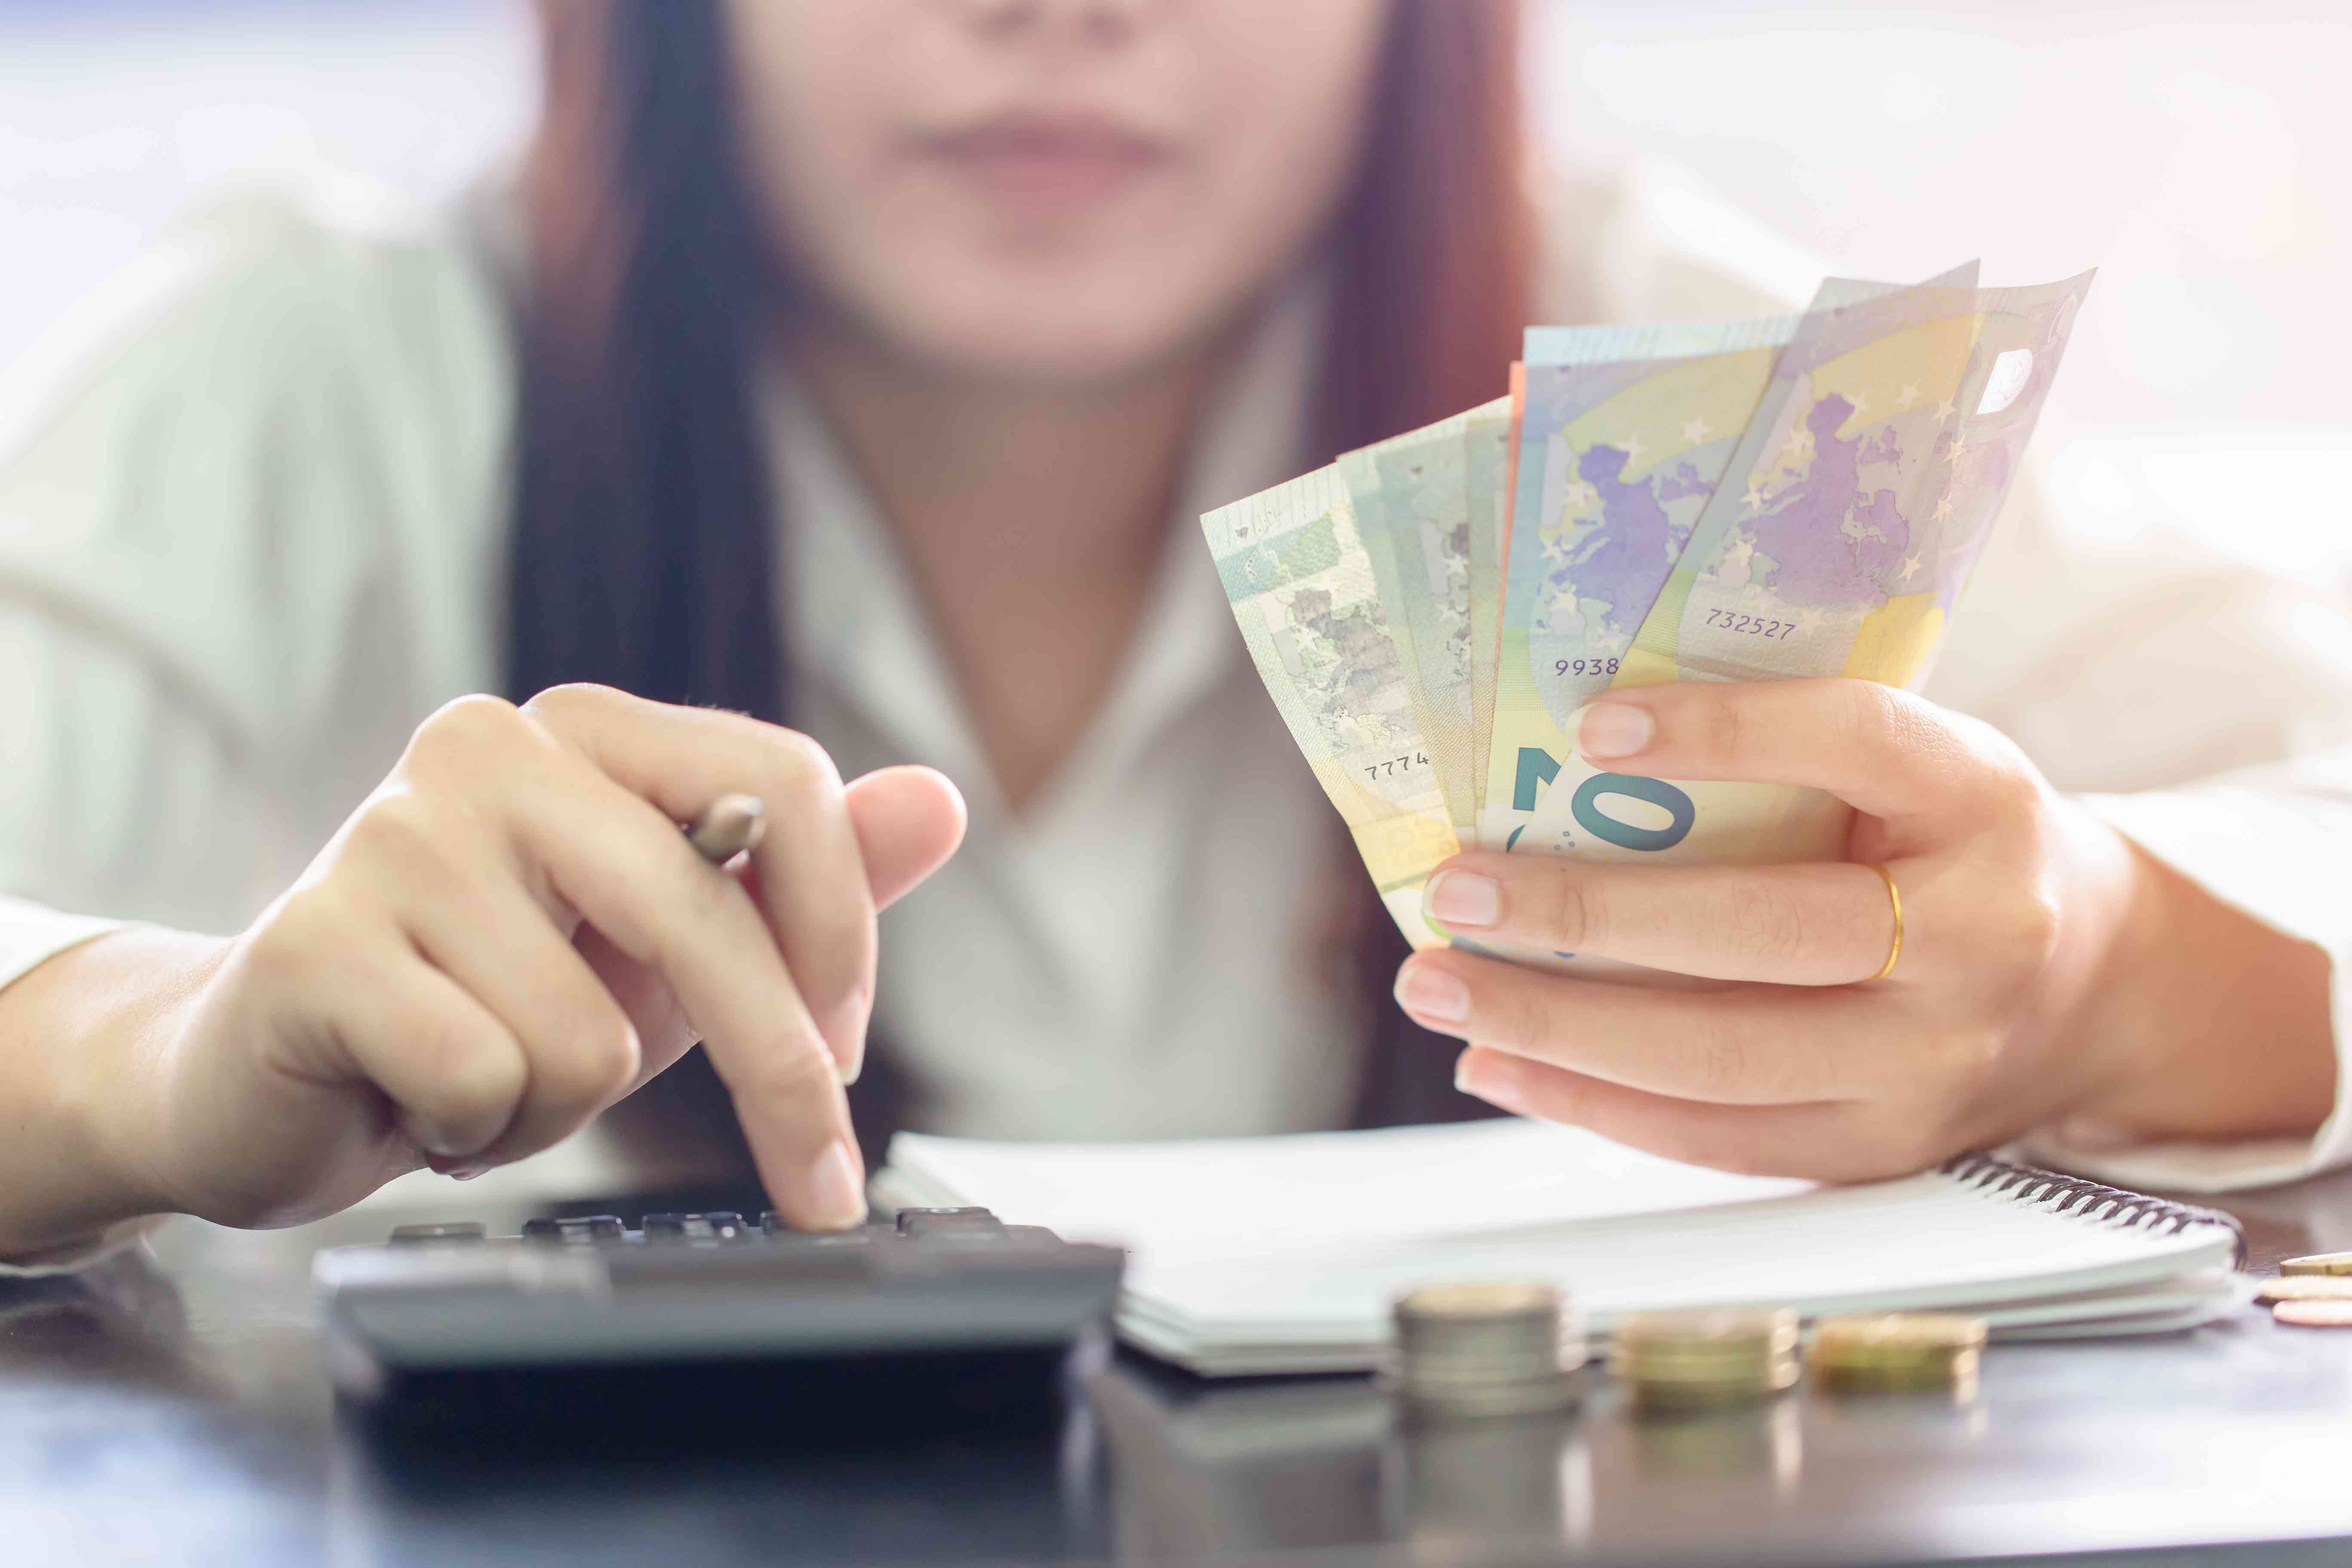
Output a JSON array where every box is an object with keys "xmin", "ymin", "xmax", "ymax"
[
  {"xmin": 759, "ymin": 1212, "xmax": 877, "ymax": 1245},
  {"xmin": 643, "ymin": 1211, "xmax": 747, "ymax": 1243},
  {"xmin": 522, "ymin": 1215, "xmax": 625, "ymax": 1245},
  {"xmin": 896, "ymin": 1207, "xmax": 1004, "ymax": 1239},
  {"xmin": 388, "ymin": 1222, "xmax": 485, "ymax": 1244}
]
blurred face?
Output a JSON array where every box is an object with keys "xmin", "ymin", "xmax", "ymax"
[{"xmin": 722, "ymin": 0, "xmax": 1390, "ymax": 383}]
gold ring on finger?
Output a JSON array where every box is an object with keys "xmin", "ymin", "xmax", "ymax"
[{"xmin": 1865, "ymin": 863, "xmax": 1903, "ymax": 983}]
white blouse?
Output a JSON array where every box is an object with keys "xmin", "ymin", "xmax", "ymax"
[{"xmin": 2, "ymin": 173, "xmax": 2349, "ymax": 1267}]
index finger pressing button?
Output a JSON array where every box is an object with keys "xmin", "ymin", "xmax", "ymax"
[{"xmin": 761, "ymin": 1210, "xmax": 875, "ymax": 1245}]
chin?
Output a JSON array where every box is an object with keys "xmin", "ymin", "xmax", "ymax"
[
  {"xmin": 916, "ymin": 320, "xmax": 1200, "ymax": 384},
  {"xmin": 848, "ymin": 256, "xmax": 1253, "ymax": 386}
]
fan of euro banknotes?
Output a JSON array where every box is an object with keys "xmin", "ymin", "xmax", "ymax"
[{"xmin": 1203, "ymin": 265, "xmax": 2092, "ymax": 960}]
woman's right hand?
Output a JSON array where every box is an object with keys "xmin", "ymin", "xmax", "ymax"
[{"xmin": 9, "ymin": 685, "xmax": 964, "ymax": 1251}]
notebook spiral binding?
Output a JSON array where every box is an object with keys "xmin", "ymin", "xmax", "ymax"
[{"xmin": 1937, "ymin": 1152, "xmax": 2247, "ymax": 1268}]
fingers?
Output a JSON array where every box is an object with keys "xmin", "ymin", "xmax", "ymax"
[
  {"xmin": 1395, "ymin": 948, "xmax": 1891, "ymax": 1105},
  {"xmin": 391, "ymin": 843, "xmax": 643, "ymax": 1166},
  {"xmin": 1568, "ymin": 678, "xmax": 2020, "ymax": 821},
  {"xmin": 380, "ymin": 689, "xmax": 878, "ymax": 1227},
  {"xmin": 1424, "ymin": 852, "xmax": 1899, "ymax": 985},
  {"xmin": 336, "ymin": 687, "xmax": 966, "ymax": 1228},
  {"xmin": 541, "ymin": 766, "xmax": 967, "ymax": 1100},
  {"xmin": 521, "ymin": 685, "xmax": 879, "ymax": 1080},
  {"xmin": 845, "ymin": 766, "xmax": 968, "ymax": 910},
  {"xmin": 500, "ymin": 745, "xmax": 867, "ymax": 1228},
  {"xmin": 1452, "ymin": 1047, "xmax": 1908, "ymax": 1183},
  {"xmin": 317, "ymin": 938, "xmax": 527, "ymax": 1162},
  {"xmin": 573, "ymin": 922, "xmax": 700, "ymax": 1096}
]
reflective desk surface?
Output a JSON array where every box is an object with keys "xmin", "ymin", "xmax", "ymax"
[{"xmin": 5, "ymin": 1168, "xmax": 2351, "ymax": 1568}]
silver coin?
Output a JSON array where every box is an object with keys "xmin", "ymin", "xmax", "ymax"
[{"xmin": 1388, "ymin": 1281, "xmax": 1586, "ymax": 1417}]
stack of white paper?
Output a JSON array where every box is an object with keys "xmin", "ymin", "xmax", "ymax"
[{"xmin": 881, "ymin": 1120, "xmax": 2241, "ymax": 1375}]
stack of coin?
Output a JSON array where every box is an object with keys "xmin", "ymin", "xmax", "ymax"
[
  {"xmin": 2254, "ymin": 1275, "xmax": 2352, "ymax": 1305},
  {"xmin": 2273, "ymin": 1301, "xmax": 2352, "ymax": 1329},
  {"xmin": 1807, "ymin": 1312, "xmax": 1987, "ymax": 1396},
  {"xmin": 1609, "ymin": 1309, "xmax": 1800, "ymax": 1411},
  {"xmin": 1386, "ymin": 1281, "xmax": 1585, "ymax": 1418},
  {"xmin": 2261, "ymin": 1262, "xmax": 2352, "ymax": 1329}
]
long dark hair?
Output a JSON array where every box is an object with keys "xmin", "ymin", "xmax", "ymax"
[{"xmin": 506, "ymin": 0, "xmax": 1534, "ymax": 1158}]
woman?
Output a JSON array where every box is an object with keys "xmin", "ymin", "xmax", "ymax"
[{"xmin": 0, "ymin": 0, "xmax": 2344, "ymax": 1267}]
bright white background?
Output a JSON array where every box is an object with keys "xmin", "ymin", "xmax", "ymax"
[{"xmin": 3, "ymin": 1, "xmax": 2346, "ymax": 585}]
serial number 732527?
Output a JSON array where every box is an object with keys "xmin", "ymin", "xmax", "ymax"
[{"xmin": 1703, "ymin": 609, "xmax": 1798, "ymax": 639}]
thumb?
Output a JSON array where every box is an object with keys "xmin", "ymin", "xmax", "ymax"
[{"xmin": 844, "ymin": 766, "xmax": 968, "ymax": 909}]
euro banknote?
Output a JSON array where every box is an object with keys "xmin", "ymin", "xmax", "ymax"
[
  {"xmin": 1515, "ymin": 272, "xmax": 2091, "ymax": 873},
  {"xmin": 1202, "ymin": 464, "xmax": 1458, "ymax": 947},
  {"xmin": 1204, "ymin": 265, "xmax": 2085, "ymax": 967},
  {"xmin": 1464, "ymin": 387, "xmax": 1516, "ymax": 831},
  {"xmin": 1477, "ymin": 269, "xmax": 1975, "ymax": 856},
  {"xmin": 1336, "ymin": 397, "xmax": 1512, "ymax": 839}
]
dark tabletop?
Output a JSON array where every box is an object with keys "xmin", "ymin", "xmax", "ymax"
[{"xmin": 5, "ymin": 1169, "xmax": 2351, "ymax": 1568}]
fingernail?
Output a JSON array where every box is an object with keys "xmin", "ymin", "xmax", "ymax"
[
  {"xmin": 1394, "ymin": 963, "xmax": 1472, "ymax": 1024},
  {"xmin": 1571, "ymin": 701, "xmax": 1655, "ymax": 760},
  {"xmin": 406, "ymin": 1116, "xmax": 480, "ymax": 1161},
  {"xmin": 805, "ymin": 1139, "xmax": 867, "ymax": 1230},
  {"xmin": 448, "ymin": 1165, "xmax": 490, "ymax": 1182},
  {"xmin": 1424, "ymin": 869, "xmax": 1502, "ymax": 929},
  {"xmin": 824, "ymin": 989, "xmax": 871, "ymax": 1087}
]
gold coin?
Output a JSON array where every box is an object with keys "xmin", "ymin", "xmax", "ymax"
[
  {"xmin": 1623, "ymin": 1360, "xmax": 1798, "ymax": 1409},
  {"xmin": 2252, "ymin": 1275, "xmax": 2352, "ymax": 1304},
  {"xmin": 1813, "ymin": 1361, "xmax": 1981, "ymax": 1400},
  {"xmin": 1811, "ymin": 1312, "xmax": 1987, "ymax": 1358},
  {"xmin": 1612, "ymin": 1309, "xmax": 1799, "ymax": 1411},
  {"xmin": 2278, "ymin": 1252, "xmax": 2352, "ymax": 1277},
  {"xmin": 1614, "ymin": 1308, "xmax": 1798, "ymax": 1351},
  {"xmin": 2273, "ymin": 1299, "xmax": 2352, "ymax": 1328},
  {"xmin": 1807, "ymin": 1312, "xmax": 1985, "ymax": 1393}
]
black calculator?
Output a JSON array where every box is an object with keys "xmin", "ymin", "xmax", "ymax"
[{"xmin": 314, "ymin": 1206, "xmax": 1124, "ymax": 1393}]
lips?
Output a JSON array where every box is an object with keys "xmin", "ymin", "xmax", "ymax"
[{"xmin": 921, "ymin": 115, "xmax": 1173, "ymax": 211}]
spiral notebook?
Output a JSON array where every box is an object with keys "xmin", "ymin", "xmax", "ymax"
[{"xmin": 878, "ymin": 1119, "xmax": 2246, "ymax": 1375}]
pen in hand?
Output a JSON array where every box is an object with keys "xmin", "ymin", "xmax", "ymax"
[{"xmin": 685, "ymin": 794, "xmax": 767, "ymax": 864}]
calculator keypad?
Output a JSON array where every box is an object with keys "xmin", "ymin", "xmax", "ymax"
[
  {"xmin": 897, "ymin": 1207, "xmax": 1006, "ymax": 1240},
  {"xmin": 334, "ymin": 1203, "xmax": 1124, "ymax": 1376},
  {"xmin": 642, "ymin": 1211, "xmax": 747, "ymax": 1243},
  {"xmin": 521, "ymin": 1215, "xmax": 625, "ymax": 1245},
  {"xmin": 468, "ymin": 1211, "xmax": 1050, "ymax": 1289},
  {"xmin": 400, "ymin": 1211, "xmax": 1033, "ymax": 1250}
]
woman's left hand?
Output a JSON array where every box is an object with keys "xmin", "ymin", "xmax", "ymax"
[{"xmin": 1396, "ymin": 678, "xmax": 2336, "ymax": 1180}]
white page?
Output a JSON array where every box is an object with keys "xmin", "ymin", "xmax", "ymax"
[
  {"xmin": 887, "ymin": 1119, "xmax": 2239, "ymax": 1372},
  {"xmin": 888, "ymin": 1119, "xmax": 1810, "ymax": 1267},
  {"xmin": 1130, "ymin": 1173, "xmax": 2233, "ymax": 1338}
]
